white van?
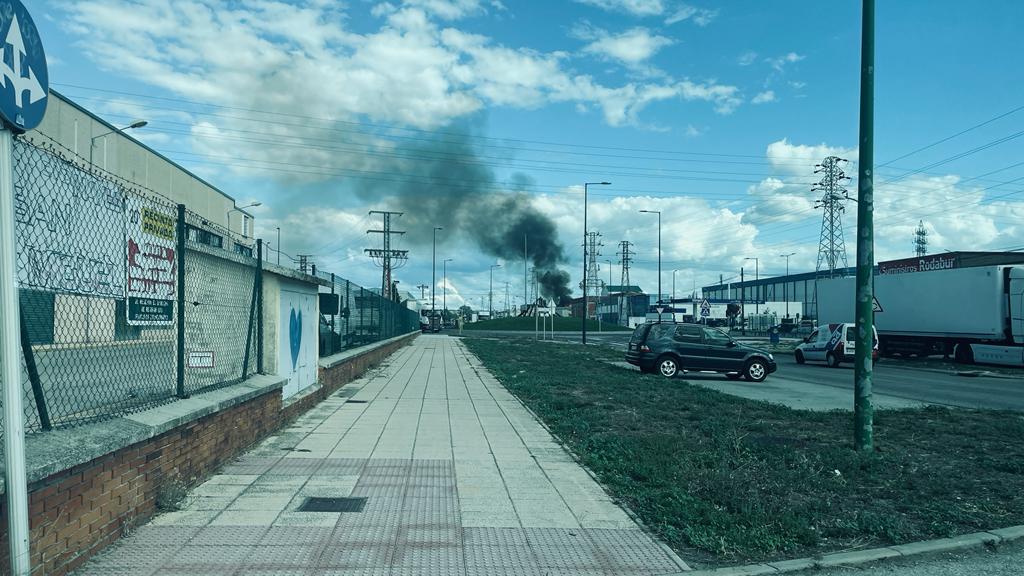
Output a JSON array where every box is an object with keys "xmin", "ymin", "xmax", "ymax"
[{"xmin": 795, "ymin": 322, "xmax": 878, "ymax": 367}]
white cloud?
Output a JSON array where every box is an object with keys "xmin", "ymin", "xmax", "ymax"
[
  {"xmin": 684, "ymin": 124, "xmax": 701, "ymax": 137},
  {"xmin": 751, "ymin": 90, "xmax": 775, "ymax": 104},
  {"xmin": 402, "ymin": 0, "xmax": 487, "ymax": 19},
  {"xmin": 767, "ymin": 52, "xmax": 805, "ymax": 72},
  {"xmin": 664, "ymin": 4, "xmax": 717, "ymax": 26},
  {"xmin": 579, "ymin": 27, "xmax": 674, "ymax": 65},
  {"xmin": 574, "ymin": 0, "xmax": 665, "ymax": 17},
  {"xmin": 737, "ymin": 51, "xmax": 757, "ymax": 66}
]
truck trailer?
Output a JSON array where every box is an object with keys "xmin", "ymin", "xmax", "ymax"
[{"xmin": 816, "ymin": 266, "xmax": 1024, "ymax": 366}]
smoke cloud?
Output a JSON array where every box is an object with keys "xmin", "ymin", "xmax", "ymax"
[{"xmin": 354, "ymin": 125, "xmax": 574, "ymax": 304}]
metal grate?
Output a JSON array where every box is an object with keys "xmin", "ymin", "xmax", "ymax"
[{"xmin": 298, "ymin": 497, "xmax": 367, "ymax": 513}]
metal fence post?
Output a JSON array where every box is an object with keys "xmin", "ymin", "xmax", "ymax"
[
  {"xmin": 256, "ymin": 239, "xmax": 263, "ymax": 374},
  {"xmin": 176, "ymin": 204, "xmax": 187, "ymax": 398},
  {"xmin": 19, "ymin": 310, "xmax": 50, "ymax": 431},
  {"xmin": 330, "ymin": 273, "xmax": 336, "ymax": 355},
  {"xmin": 242, "ymin": 242, "xmax": 259, "ymax": 381}
]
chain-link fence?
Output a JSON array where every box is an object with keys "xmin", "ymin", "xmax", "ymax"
[
  {"xmin": 5, "ymin": 135, "xmax": 261, "ymax": 434},
  {"xmin": 316, "ymin": 272, "xmax": 421, "ymax": 357}
]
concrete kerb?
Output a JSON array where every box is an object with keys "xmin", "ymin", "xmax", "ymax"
[
  {"xmin": 666, "ymin": 527, "xmax": 1024, "ymax": 576},
  {"xmin": 459, "ymin": 345, "xmax": 691, "ymax": 573}
]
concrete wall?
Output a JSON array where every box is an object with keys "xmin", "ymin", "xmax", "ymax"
[{"xmin": 27, "ymin": 91, "xmax": 255, "ymax": 238}]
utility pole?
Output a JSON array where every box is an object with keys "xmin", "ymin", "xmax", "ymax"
[
  {"xmin": 580, "ymin": 231, "xmax": 604, "ymax": 337},
  {"xmin": 745, "ymin": 257, "xmax": 759, "ymax": 315},
  {"xmin": 416, "ymin": 284, "xmax": 429, "ymax": 301},
  {"xmin": 489, "ymin": 264, "xmax": 501, "ymax": 319},
  {"xmin": 740, "ymin": 267, "xmax": 745, "ymax": 336},
  {"xmin": 814, "ymin": 157, "xmax": 852, "ymax": 278},
  {"xmin": 432, "ymin": 226, "xmax": 442, "ymax": 321},
  {"xmin": 504, "ymin": 281, "xmax": 510, "ymax": 317},
  {"xmin": 524, "ymin": 235, "xmax": 528, "ymax": 313},
  {"xmin": 780, "ymin": 253, "xmax": 796, "ymax": 318},
  {"xmin": 618, "ymin": 240, "xmax": 634, "ymax": 326},
  {"xmin": 854, "ymin": 0, "xmax": 875, "ymax": 452},
  {"xmin": 365, "ymin": 211, "xmax": 408, "ymax": 334},
  {"xmin": 582, "ymin": 181, "xmax": 611, "ymax": 344},
  {"xmin": 914, "ymin": 220, "xmax": 928, "ymax": 257}
]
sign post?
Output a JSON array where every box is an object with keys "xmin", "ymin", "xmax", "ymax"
[{"xmin": 0, "ymin": 3, "xmax": 49, "ymax": 574}]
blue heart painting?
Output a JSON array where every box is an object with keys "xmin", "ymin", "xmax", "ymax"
[{"xmin": 289, "ymin": 307, "xmax": 302, "ymax": 370}]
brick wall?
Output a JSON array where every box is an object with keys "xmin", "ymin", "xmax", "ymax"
[{"xmin": 0, "ymin": 332, "xmax": 416, "ymax": 576}]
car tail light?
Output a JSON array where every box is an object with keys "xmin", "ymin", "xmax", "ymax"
[{"xmin": 640, "ymin": 345, "xmax": 651, "ymax": 352}]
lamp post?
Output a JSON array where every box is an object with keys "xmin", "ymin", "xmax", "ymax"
[
  {"xmin": 89, "ymin": 120, "xmax": 147, "ymax": 169},
  {"xmin": 226, "ymin": 202, "xmax": 262, "ymax": 239},
  {"xmin": 276, "ymin": 227, "xmax": 281, "ymax": 265},
  {"xmin": 432, "ymin": 226, "xmax": 443, "ymax": 321},
  {"xmin": 582, "ymin": 181, "xmax": 611, "ymax": 345},
  {"xmin": 443, "ymin": 258, "xmax": 453, "ymax": 325},
  {"xmin": 639, "ymin": 209, "xmax": 662, "ymax": 317},
  {"xmin": 745, "ymin": 257, "xmax": 759, "ymax": 315},
  {"xmin": 780, "ymin": 252, "xmax": 796, "ymax": 318},
  {"xmin": 672, "ymin": 269, "xmax": 679, "ymax": 301},
  {"xmin": 489, "ymin": 264, "xmax": 501, "ymax": 319}
]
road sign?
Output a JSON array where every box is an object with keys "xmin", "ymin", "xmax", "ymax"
[
  {"xmin": 0, "ymin": 1, "xmax": 49, "ymax": 131},
  {"xmin": 873, "ymin": 296, "xmax": 883, "ymax": 313}
]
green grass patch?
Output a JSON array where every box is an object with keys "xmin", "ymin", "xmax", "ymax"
[
  {"xmin": 463, "ymin": 336, "xmax": 1024, "ymax": 567},
  {"xmin": 463, "ymin": 316, "xmax": 632, "ymax": 331}
]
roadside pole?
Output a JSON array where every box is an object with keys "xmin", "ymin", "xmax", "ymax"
[
  {"xmin": 1, "ymin": 127, "xmax": 30, "ymax": 576},
  {"xmin": 854, "ymin": 0, "xmax": 875, "ymax": 451},
  {"xmin": 0, "ymin": 4, "xmax": 49, "ymax": 572}
]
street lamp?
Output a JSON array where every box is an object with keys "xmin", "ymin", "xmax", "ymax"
[
  {"xmin": 432, "ymin": 226, "xmax": 443, "ymax": 321},
  {"xmin": 275, "ymin": 226, "xmax": 281, "ymax": 265},
  {"xmin": 582, "ymin": 181, "xmax": 611, "ymax": 345},
  {"xmin": 226, "ymin": 202, "xmax": 262, "ymax": 238},
  {"xmin": 639, "ymin": 209, "xmax": 662, "ymax": 316},
  {"xmin": 90, "ymin": 120, "xmax": 148, "ymax": 169},
  {"xmin": 489, "ymin": 264, "xmax": 501, "ymax": 319},
  {"xmin": 672, "ymin": 269, "xmax": 679, "ymax": 301},
  {"xmin": 443, "ymin": 258, "xmax": 453, "ymax": 324},
  {"xmin": 745, "ymin": 257, "xmax": 759, "ymax": 315},
  {"xmin": 780, "ymin": 253, "xmax": 796, "ymax": 318}
]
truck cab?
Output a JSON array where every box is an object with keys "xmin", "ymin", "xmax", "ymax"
[{"xmin": 795, "ymin": 323, "xmax": 878, "ymax": 367}]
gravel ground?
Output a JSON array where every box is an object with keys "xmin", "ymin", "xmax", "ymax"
[{"xmin": 803, "ymin": 540, "xmax": 1024, "ymax": 575}]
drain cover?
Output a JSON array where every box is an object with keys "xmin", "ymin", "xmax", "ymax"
[{"xmin": 298, "ymin": 497, "xmax": 367, "ymax": 513}]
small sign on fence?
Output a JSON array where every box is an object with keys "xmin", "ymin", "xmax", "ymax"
[
  {"xmin": 187, "ymin": 350, "xmax": 215, "ymax": 369},
  {"xmin": 127, "ymin": 297, "xmax": 174, "ymax": 323}
]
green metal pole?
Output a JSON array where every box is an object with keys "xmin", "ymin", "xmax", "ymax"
[{"xmin": 854, "ymin": 0, "xmax": 875, "ymax": 451}]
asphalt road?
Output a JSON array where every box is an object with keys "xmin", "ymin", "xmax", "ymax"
[{"xmin": 459, "ymin": 330, "xmax": 1024, "ymax": 412}]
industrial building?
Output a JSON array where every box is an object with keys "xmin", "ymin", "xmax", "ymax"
[{"xmin": 702, "ymin": 252, "xmax": 1024, "ymax": 320}]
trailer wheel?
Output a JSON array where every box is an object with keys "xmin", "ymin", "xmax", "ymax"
[
  {"xmin": 954, "ymin": 343, "xmax": 974, "ymax": 365},
  {"xmin": 826, "ymin": 352, "xmax": 841, "ymax": 368}
]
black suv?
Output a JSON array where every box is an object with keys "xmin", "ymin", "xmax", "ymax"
[{"xmin": 625, "ymin": 322, "xmax": 777, "ymax": 382}]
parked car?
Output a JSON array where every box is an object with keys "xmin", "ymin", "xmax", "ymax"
[
  {"xmin": 795, "ymin": 322, "xmax": 878, "ymax": 367},
  {"xmin": 625, "ymin": 322, "xmax": 778, "ymax": 382}
]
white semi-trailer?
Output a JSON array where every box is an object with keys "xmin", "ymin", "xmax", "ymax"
[{"xmin": 817, "ymin": 266, "xmax": 1024, "ymax": 366}]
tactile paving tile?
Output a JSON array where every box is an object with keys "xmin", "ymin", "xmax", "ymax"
[
  {"xmin": 73, "ymin": 567, "xmax": 158, "ymax": 576},
  {"xmin": 119, "ymin": 526, "xmax": 202, "ymax": 547},
  {"xmin": 398, "ymin": 526, "xmax": 462, "ymax": 546},
  {"xmin": 316, "ymin": 544, "xmax": 394, "ymax": 568},
  {"xmin": 464, "ymin": 544, "xmax": 536, "ymax": 567},
  {"xmin": 82, "ymin": 545, "xmax": 180, "ymax": 569},
  {"xmin": 313, "ymin": 458, "xmax": 368, "ymax": 476},
  {"xmin": 264, "ymin": 458, "xmax": 325, "ymax": 475},
  {"xmin": 390, "ymin": 544, "xmax": 464, "ymax": 568},
  {"xmin": 531, "ymin": 544, "xmax": 603, "ymax": 569},
  {"xmin": 163, "ymin": 545, "xmax": 257, "ymax": 567},
  {"xmin": 521, "ymin": 527, "xmax": 591, "ymax": 548},
  {"xmin": 188, "ymin": 525, "xmax": 268, "ymax": 546},
  {"xmin": 259, "ymin": 526, "xmax": 334, "ymax": 546},
  {"xmin": 462, "ymin": 527, "xmax": 530, "ymax": 548},
  {"xmin": 241, "ymin": 545, "xmax": 321, "ymax": 568}
]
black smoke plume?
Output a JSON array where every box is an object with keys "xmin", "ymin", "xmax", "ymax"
[{"xmin": 354, "ymin": 124, "xmax": 573, "ymax": 304}]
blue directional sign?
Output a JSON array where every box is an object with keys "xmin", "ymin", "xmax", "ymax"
[{"xmin": 0, "ymin": 1, "xmax": 48, "ymax": 132}]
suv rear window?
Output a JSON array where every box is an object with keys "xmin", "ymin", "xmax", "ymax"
[{"xmin": 630, "ymin": 324, "xmax": 651, "ymax": 344}]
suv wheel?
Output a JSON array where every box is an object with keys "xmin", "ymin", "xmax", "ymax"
[
  {"xmin": 795, "ymin": 350, "xmax": 805, "ymax": 364},
  {"xmin": 744, "ymin": 359, "xmax": 768, "ymax": 382},
  {"xmin": 657, "ymin": 355, "xmax": 679, "ymax": 378},
  {"xmin": 826, "ymin": 352, "xmax": 841, "ymax": 368}
]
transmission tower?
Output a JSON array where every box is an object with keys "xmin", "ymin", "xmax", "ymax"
[
  {"xmin": 618, "ymin": 240, "xmax": 635, "ymax": 325},
  {"xmin": 364, "ymin": 211, "xmax": 408, "ymax": 300},
  {"xmin": 914, "ymin": 220, "xmax": 929, "ymax": 257},
  {"xmin": 813, "ymin": 156, "xmax": 851, "ymax": 278},
  {"xmin": 297, "ymin": 254, "xmax": 315, "ymax": 275},
  {"xmin": 579, "ymin": 232, "xmax": 604, "ymax": 319}
]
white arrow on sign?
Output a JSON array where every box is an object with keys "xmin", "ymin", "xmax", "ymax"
[{"xmin": 1, "ymin": 14, "xmax": 46, "ymax": 109}]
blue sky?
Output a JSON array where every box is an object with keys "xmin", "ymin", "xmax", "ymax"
[{"xmin": 28, "ymin": 0, "xmax": 1024, "ymax": 308}]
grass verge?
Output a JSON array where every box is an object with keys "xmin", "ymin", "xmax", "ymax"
[
  {"xmin": 463, "ymin": 336, "xmax": 1024, "ymax": 567},
  {"xmin": 463, "ymin": 316, "xmax": 632, "ymax": 331}
]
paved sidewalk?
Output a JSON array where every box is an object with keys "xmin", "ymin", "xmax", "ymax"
[{"xmin": 76, "ymin": 335, "xmax": 688, "ymax": 575}]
